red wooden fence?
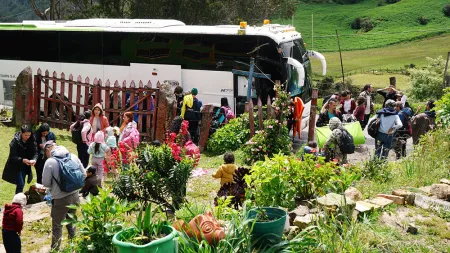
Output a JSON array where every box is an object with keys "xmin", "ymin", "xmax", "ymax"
[{"xmin": 33, "ymin": 69, "xmax": 161, "ymax": 141}]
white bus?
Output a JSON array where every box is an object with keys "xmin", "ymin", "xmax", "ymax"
[{"xmin": 0, "ymin": 19, "xmax": 326, "ymax": 127}]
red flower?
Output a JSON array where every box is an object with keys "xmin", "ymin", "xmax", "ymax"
[{"xmin": 315, "ymin": 164, "xmax": 321, "ymax": 168}]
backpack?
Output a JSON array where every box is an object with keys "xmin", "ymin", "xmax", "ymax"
[
  {"xmin": 52, "ymin": 153, "xmax": 85, "ymax": 192},
  {"xmin": 367, "ymin": 117, "xmax": 380, "ymax": 138},
  {"xmin": 339, "ymin": 129, "xmax": 355, "ymax": 154},
  {"xmin": 400, "ymin": 111, "xmax": 413, "ymax": 137},
  {"xmin": 221, "ymin": 106, "xmax": 235, "ymax": 120},
  {"xmin": 71, "ymin": 122, "xmax": 89, "ymax": 145}
]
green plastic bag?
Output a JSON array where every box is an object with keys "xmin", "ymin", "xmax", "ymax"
[{"xmin": 316, "ymin": 121, "xmax": 365, "ymax": 148}]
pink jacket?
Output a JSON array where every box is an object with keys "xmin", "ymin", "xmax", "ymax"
[
  {"xmin": 185, "ymin": 140, "xmax": 200, "ymax": 167},
  {"xmin": 70, "ymin": 119, "xmax": 93, "ymax": 145},
  {"xmin": 119, "ymin": 121, "xmax": 140, "ymax": 149}
]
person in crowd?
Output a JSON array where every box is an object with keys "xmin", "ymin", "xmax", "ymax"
[
  {"xmin": 377, "ymin": 85, "xmax": 398, "ymax": 108},
  {"xmin": 79, "ymin": 166, "xmax": 101, "ymax": 197},
  {"xmin": 34, "ymin": 123, "xmax": 56, "ymax": 184},
  {"xmin": 411, "ymin": 100, "xmax": 436, "ymax": 145},
  {"xmin": 174, "ymin": 86, "xmax": 184, "ymax": 115},
  {"xmin": 340, "ymin": 90, "xmax": 356, "ymax": 115},
  {"xmin": 2, "ymin": 125, "xmax": 38, "ymax": 194},
  {"xmin": 220, "ymin": 97, "xmax": 235, "ymax": 124},
  {"xmin": 88, "ymin": 132, "xmax": 110, "ymax": 184},
  {"xmin": 181, "ymin": 88, "xmax": 203, "ymax": 144},
  {"xmin": 353, "ymin": 96, "xmax": 366, "ymax": 128},
  {"xmin": 104, "ymin": 126, "xmax": 118, "ymax": 177},
  {"xmin": 393, "ymin": 102, "xmax": 413, "ymax": 159},
  {"xmin": 302, "ymin": 141, "xmax": 318, "ymax": 160},
  {"xmin": 323, "ymin": 117, "xmax": 348, "ymax": 164},
  {"xmin": 322, "ymin": 92, "xmax": 341, "ymax": 108},
  {"xmin": 359, "ymin": 84, "xmax": 374, "ymax": 129},
  {"xmin": 395, "ymin": 91, "xmax": 410, "ymax": 109},
  {"xmin": 70, "ymin": 111, "xmax": 93, "ymax": 168},
  {"xmin": 375, "ymin": 99, "xmax": 403, "ymax": 160},
  {"xmin": 2, "ymin": 193, "xmax": 27, "ymax": 253},
  {"xmin": 168, "ymin": 116, "xmax": 201, "ymax": 166},
  {"xmin": 42, "ymin": 142, "xmax": 85, "ymax": 251},
  {"xmin": 90, "ymin": 103, "xmax": 109, "ymax": 134},
  {"xmin": 316, "ymin": 98, "xmax": 343, "ymax": 127},
  {"xmin": 212, "ymin": 152, "xmax": 237, "ymax": 186},
  {"xmin": 118, "ymin": 112, "xmax": 140, "ymax": 168}
]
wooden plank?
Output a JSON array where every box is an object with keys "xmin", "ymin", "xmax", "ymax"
[
  {"xmin": 257, "ymin": 97, "xmax": 263, "ymax": 130},
  {"xmin": 151, "ymin": 90, "xmax": 159, "ymax": 140},
  {"xmin": 137, "ymin": 81, "xmax": 144, "ymax": 134},
  {"xmin": 121, "ymin": 80, "xmax": 127, "ymax": 124},
  {"xmin": 104, "ymin": 80, "xmax": 111, "ymax": 120},
  {"xmin": 51, "ymin": 71, "xmax": 57, "ymax": 128},
  {"xmin": 246, "ymin": 100, "xmax": 255, "ymax": 137},
  {"xmin": 267, "ymin": 95, "xmax": 272, "ymax": 120},
  {"xmin": 43, "ymin": 70, "xmax": 49, "ymax": 119},
  {"xmin": 76, "ymin": 75, "xmax": 82, "ymax": 117},
  {"xmin": 33, "ymin": 73, "xmax": 40, "ymax": 125},
  {"xmin": 67, "ymin": 74, "xmax": 73, "ymax": 123},
  {"xmin": 84, "ymin": 77, "xmax": 90, "ymax": 112},
  {"xmin": 59, "ymin": 72, "xmax": 65, "ymax": 128},
  {"xmin": 112, "ymin": 81, "xmax": 120, "ymax": 127}
]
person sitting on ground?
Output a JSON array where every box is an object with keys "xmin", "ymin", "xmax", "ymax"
[
  {"xmin": 316, "ymin": 98, "xmax": 343, "ymax": 127},
  {"xmin": 374, "ymin": 99, "xmax": 403, "ymax": 160},
  {"xmin": 353, "ymin": 96, "xmax": 366, "ymax": 128},
  {"xmin": 79, "ymin": 166, "xmax": 101, "ymax": 197},
  {"xmin": 302, "ymin": 141, "xmax": 318, "ymax": 160},
  {"xmin": 377, "ymin": 85, "xmax": 398, "ymax": 108},
  {"xmin": 411, "ymin": 100, "xmax": 436, "ymax": 145},
  {"xmin": 340, "ymin": 90, "xmax": 356, "ymax": 115},
  {"xmin": 212, "ymin": 152, "xmax": 238, "ymax": 186},
  {"xmin": 323, "ymin": 117, "xmax": 349, "ymax": 164},
  {"xmin": 2, "ymin": 193, "xmax": 27, "ymax": 253}
]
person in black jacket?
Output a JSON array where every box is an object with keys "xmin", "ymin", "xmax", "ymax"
[
  {"xmin": 80, "ymin": 166, "xmax": 101, "ymax": 197},
  {"xmin": 316, "ymin": 98, "xmax": 343, "ymax": 127},
  {"xmin": 33, "ymin": 123, "xmax": 56, "ymax": 184},
  {"xmin": 2, "ymin": 125, "xmax": 38, "ymax": 194},
  {"xmin": 377, "ymin": 85, "xmax": 398, "ymax": 108}
]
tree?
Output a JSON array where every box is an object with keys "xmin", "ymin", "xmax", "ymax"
[{"xmin": 409, "ymin": 56, "xmax": 446, "ymax": 101}]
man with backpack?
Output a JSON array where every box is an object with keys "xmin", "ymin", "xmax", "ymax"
[
  {"xmin": 323, "ymin": 117, "xmax": 355, "ymax": 164},
  {"xmin": 42, "ymin": 141, "xmax": 85, "ymax": 250},
  {"xmin": 181, "ymin": 88, "xmax": 203, "ymax": 144},
  {"xmin": 393, "ymin": 101, "xmax": 412, "ymax": 159},
  {"xmin": 374, "ymin": 99, "xmax": 403, "ymax": 160}
]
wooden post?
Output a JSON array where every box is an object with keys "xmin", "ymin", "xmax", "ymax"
[
  {"xmin": 246, "ymin": 100, "xmax": 255, "ymax": 137},
  {"xmin": 257, "ymin": 97, "xmax": 263, "ymax": 130},
  {"xmin": 336, "ymin": 30, "xmax": 345, "ymax": 86},
  {"xmin": 267, "ymin": 95, "xmax": 272, "ymax": 120},
  {"xmin": 308, "ymin": 89, "xmax": 319, "ymax": 142},
  {"xmin": 198, "ymin": 104, "xmax": 214, "ymax": 152},
  {"xmin": 389, "ymin": 77, "xmax": 396, "ymax": 88},
  {"xmin": 443, "ymin": 52, "xmax": 450, "ymax": 88}
]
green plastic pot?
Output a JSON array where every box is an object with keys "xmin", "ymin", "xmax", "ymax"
[
  {"xmin": 112, "ymin": 225, "xmax": 178, "ymax": 253},
  {"xmin": 247, "ymin": 207, "xmax": 287, "ymax": 248}
]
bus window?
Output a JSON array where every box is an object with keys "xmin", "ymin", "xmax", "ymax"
[
  {"xmin": 20, "ymin": 31, "xmax": 59, "ymax": 62},
  {"xmin": 281, "ymin": 39, "xmax": 311, "ymax": 101},
  {"xmin": 60, "ymin": 32, "xmax": 102, "ymax": 64},
  {"xmin": 0, "ymin": 31, "xmax": 21, "ymax": 60}
]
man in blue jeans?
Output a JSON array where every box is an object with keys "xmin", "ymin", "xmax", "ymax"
[{"xmin": 375, "ymin": 99, "xmax": 403, "ymax": 160}]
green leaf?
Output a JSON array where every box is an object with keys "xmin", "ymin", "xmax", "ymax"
[{"xmin": 61, "ymin": 219, "xmax": 72, "ymax": 226}]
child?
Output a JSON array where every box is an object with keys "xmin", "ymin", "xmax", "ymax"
[
  {"xmin": 80, "ymin": 166, "xmax": 101, "ymax": 197},
  {"xmin": 2, "ymin": 193, "xmax": 27, "ymax": 253},
  {"xmin": 302, "ymin": 141, "xmax": 318, "ymax": 160},
  {"xmin": 212, "ymin": 152, "xmax": 237, "ymax": 186},
  {"xmin": 88, "ymin": 132, "xmax": 110, "ymax": 184},
  {"xmin": 104, "ymin": 127, "xmax": 118, "ymax": 177},
  {"xmin": 353, "ymin": 96, "xmax": 366, "ymax": 128}
]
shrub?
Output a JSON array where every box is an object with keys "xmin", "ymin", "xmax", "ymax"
[
  {"xmin": 443, "ymin": 4, "xmax": 450, "ymax": 17},
  {"xmin": 385, "ymin": 0, "xmax": 400, "ymax": 3},
  {"xmin": 361, "ymin": 157, "xmax": 392, "ymax": 183},
  {"xmin": 360, "ymin": 19, "xmax": 374, "ymax": 32},
  {"xmin": 435, "ymin": 88, "xmax": 450, "ymax": 128},
  {"xmin": 409, "ymin": 56, "xmax": 446, "ymax": 100},
  {"xmin": 418, "ymin": 16, "xmax": 428, "ymax": 25},
  {"xmin": 207, "ymin": 114, "xmax": 251, "ymax": 155},
  {"xmin": 351, "ymin": 18, "xmax": 362, "ymax": 29}
]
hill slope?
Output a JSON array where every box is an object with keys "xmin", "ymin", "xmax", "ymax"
[{"xmin": 275, "ymin": 0, "xmax": 450, "ymax": 51}]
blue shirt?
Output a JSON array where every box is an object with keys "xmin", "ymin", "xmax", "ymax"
[
  {"xmin": 328, "ymin": 111, "xmax": 336, "ymax": 120},
  {"xmin": 379, "ymin": 114, "xmax": 403, "ymax": 134}
]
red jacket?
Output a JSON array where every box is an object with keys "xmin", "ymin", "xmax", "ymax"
[
  {"xmin": 2, "ymin": 203, "xmax": 23, "ymax": 233},
  {"xmin": 353, "ymin": 105, "xmax": 366, "ymax": 121}
]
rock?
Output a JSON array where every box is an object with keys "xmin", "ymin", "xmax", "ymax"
[
  {"xmin": 355, "ymin": 201, "xmax": 378, "ymax": 212},
  {"xmin": 288, "ymin": 205, "xmax": 310, "ymax": 224},
  {"xmin": 293, "ymin": 214, "xmax": 315, "ymax": 230},
  {"xmin": 440, "ymin": 179, "xmax": 450, "ymax": 185},
  {"xmin": 286, "ymin": 226, "xmax": 300, "ymax": 240},
  {"xmin": 368, "ymin": 197, "xmax": 394, "ymax": 208},
  {"xmin": 377, "ymin": 194, "xmax": 405, "ymax": 205},
  {"xmin": 430, "ymin": 184, "xmax": 450, "ymax": 200},
  {"xmin": 345, "ymin": 187, "xmax": 363, "ymax": 202},
  {"xmin": 414, "ymin": 194, "xmax": 450, "ymax": 211},
  {"xmin": 406, "ymin": 223, "xmax": 418, "ymax": 234},
  {"xmin": 392, "ymin": 189, "xmax": 415, "ymax": 205},
  {"xmin": 317, "ymin": 193, "xmax": 355, "ymax": 217},
  {"xmin": 418, "ymin": 186, "xmax": 432, "ymax": 195}
]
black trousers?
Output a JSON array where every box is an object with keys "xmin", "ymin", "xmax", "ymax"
[
  {"xmin": 35, "ymin": 155, "xmax": 46, "ymax": 184},
  {"xmin": 77, "ymin": 143, "xmax": 90, "ymax": 168},
  {"xmin": 362, "ymin": 114, "xmax": 371, "ymax": 130},
  {"xmin": 2, "ymin": 229, "xmax": 21, "ymax": 253}
]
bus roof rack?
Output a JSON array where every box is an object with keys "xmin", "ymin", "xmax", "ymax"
[{"xmin": 62, "ymin": 19, "xmax": 186, "ymax": 28}]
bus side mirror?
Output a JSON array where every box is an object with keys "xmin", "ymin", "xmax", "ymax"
[
  {"xmin": 307, "ymin": 51, "xmax": 327, "ymax": 76},
  {"xmin": 285, "ymin": 57, "xmax": 305, "ymax": 87}
]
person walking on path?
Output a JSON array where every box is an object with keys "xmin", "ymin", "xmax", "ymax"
[
  {"xmin": 70, "ymin": 111, "xmax": 93, "ymax": 168},
  {"xmin": 2, "ymin": 193, "xmax": 27, "ymax": 253},
  {"xmin": 374, "ymin": 99, "xmax": 403, "ymax": 160},
  {"xmin": 33, "ymin": 123, "xmax": 56, "ymax": 184},
  {"xmin": 42, "ymin": 142, "xmax": 85, "ymax": 251},
  {"xmin": 377, "ymin": 85, "xmax": 398, "ymax": 108},
  {"xmin": 90, "ymin": 103, "xmax": 109, "ymax": 134},
  {"xmin": 411, "ymin": 100, "xmax": 436, "ymax": 145},
  {"xmin": 359, "ymin": 84, "xmax": 374, "ymax": 129},
  {"xmin": 2, "ymin": 125, "xmax": 38, "ymax": 194}
]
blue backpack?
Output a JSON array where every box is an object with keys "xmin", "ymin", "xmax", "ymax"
[{"xmin": 52, "ymin": 154, "xmax": 85, "ymax": 192}]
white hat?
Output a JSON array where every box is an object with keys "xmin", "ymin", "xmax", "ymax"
[{"xmin": 12, "ymin": 193, "xmax": 27, "ymax": 207}]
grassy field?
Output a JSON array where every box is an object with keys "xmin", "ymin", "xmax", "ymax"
[
  {"xmin": 348, "ymin": 73, "xmax": 410, "ymax": 90},
  {"xmin": 275, "ymin": 0, "xmax": 450, "ymax": 52},
  {"xmin": 308, "ymin": 33, "xmax": 450, "ymax": 76}
]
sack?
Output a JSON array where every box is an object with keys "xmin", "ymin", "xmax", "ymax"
[
  {"xmin": 71, "ymin": 122, "xmax": 89, "ymax": 145},
  {"xmin": 339, "ymin": 129, "xmax": 355, "ymax": 154},
  {"xmin": 52, "ymin": 154, "xmax": 84, "ymax": 192},
  {"xmin": 367, "ymin": 117, "xmax": 380, "ymax": 138}
]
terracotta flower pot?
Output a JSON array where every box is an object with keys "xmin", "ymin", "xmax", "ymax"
[{"xmin": 173, "ymin": 212, "xmax": 225, "ymax": 245}]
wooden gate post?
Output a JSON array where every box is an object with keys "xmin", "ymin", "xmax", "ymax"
[
  {"xmin": 198, "ymin": 104, "xmax": 214, "ymax": 152},
  {"xmin": 13, "ymin": 67, "xmax": 34, "ymax": 127},
  {"xmin": 389, "ymin": 77, "xmax": 396, "ymax": 88},
  {"xmin": 308, "ymin": 88, "xmax": 319, "ymax": 142}
]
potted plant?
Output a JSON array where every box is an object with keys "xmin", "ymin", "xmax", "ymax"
[
  {"xmin": 247, "ymin": 207, "xmax": 287, "ymax": 248},
  {"xmin": 112, "ymin": 204, "xmax": 178, "ymax": 253}
]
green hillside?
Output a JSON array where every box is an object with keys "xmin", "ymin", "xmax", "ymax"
[{"xmin": 275, "ymin": 0, "xmax": 450, "ymax": 51}]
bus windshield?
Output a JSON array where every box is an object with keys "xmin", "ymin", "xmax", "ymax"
[{"xmin": 280, "ymin": 39, "xmax": 310, "ymax": 98}]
